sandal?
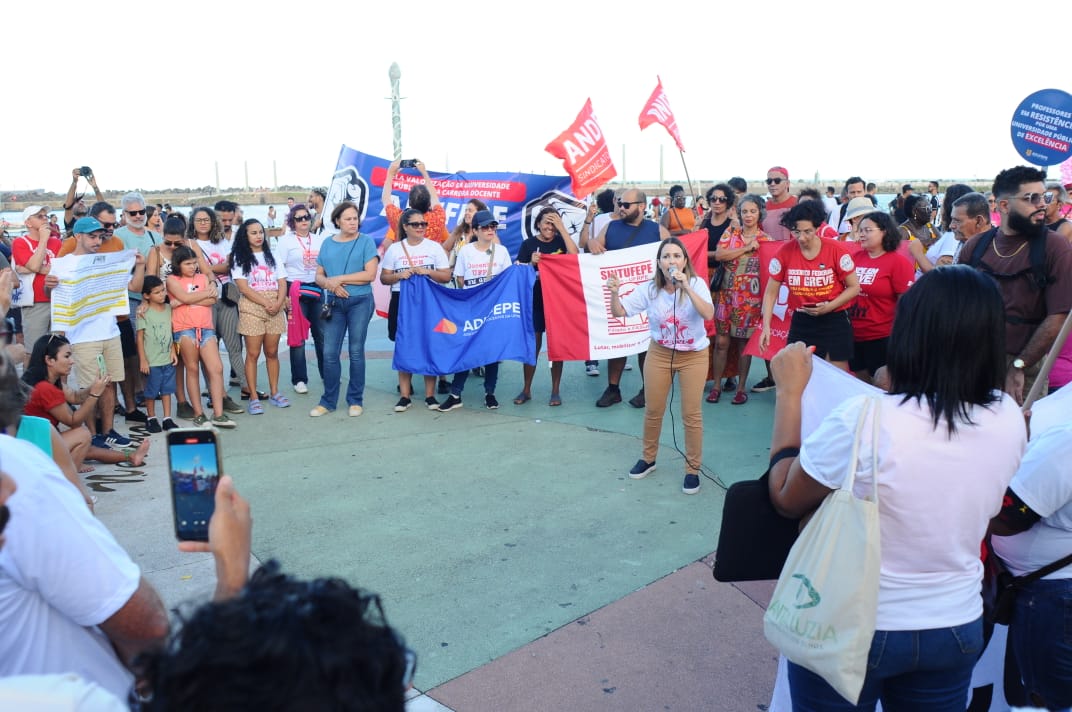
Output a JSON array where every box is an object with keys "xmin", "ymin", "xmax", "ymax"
[
  {"xmin": 548, "ymin": 393, "xmax": 562, "ymax": 407},
  {"xmin": 241, "ymin": 390, "xmax": 268, "ymax": 401},
  {"xmin": 248, "ymin": 399, "xmax": 265, "ymax": 415},
  {"xmin": 513, "ymin": 392, "xmax": 532, "ymax": 405},
  {"xmin": 731, "ymin": 392, "xmax": 748, "ymax": 405},
  {"xmin": 269, "ymin": 393, "xmax": 291, "ymax": 408},
  {"xmin": 706, "ymin": 388, "xmax": 721, "ymax": 404}
]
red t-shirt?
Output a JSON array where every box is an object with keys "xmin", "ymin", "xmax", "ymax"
[
  {"xmin": 769, "ymin": 239, "xmax": 856, "ymax": 312},
  {"xmin": 12, "ymin": 235, "xmax": 63, "ymax": 303},
  {"xmin": 25, "ymin": 380, "xmax": 66, "ymax": 427},
  {"xmin": 848, "ymin": 250, "xmax": 915, "ymax": 340}
]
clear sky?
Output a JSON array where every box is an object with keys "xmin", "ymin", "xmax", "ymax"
[{"xmin": 2, "ymin": 0, "xmax": 1062, "ymax": 193}]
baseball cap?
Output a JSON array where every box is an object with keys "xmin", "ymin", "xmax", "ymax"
[
  {"xmin": 472, "ymin": 210, "xmax": 498, "ymax": 229},
  {"xmin": 21, "ymin": 205, "xmax": 47, "ymax": 222},
  {"xmin": 73, "ymin": 216, "xmax": 105, "ymax": 234}
]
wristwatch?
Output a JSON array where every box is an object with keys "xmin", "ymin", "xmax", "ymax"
[{"xmin": 1011, "ymin": 358, "xmax": 1026, "ymax": 370}]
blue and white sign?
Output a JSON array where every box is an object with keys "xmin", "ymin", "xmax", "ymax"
[{"xmin": 1010, "ymin": 88, "xmax": 1072, "ymax": 166}]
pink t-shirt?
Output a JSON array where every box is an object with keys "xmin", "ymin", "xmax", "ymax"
[{"xmin": 1050, "ymin": 335, "xmax": 1072, "ymax": 390}]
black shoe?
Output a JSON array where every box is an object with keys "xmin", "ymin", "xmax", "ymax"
[
  {"xmin": 394, "ymin": 397, "xmax": 412, "ymax": 412},
  {"xmin": 628, "ymin": 389, "xmax": 645, "ymax": 408},
  {"xmin": 596, "ymin": 386, "xmax": 622, "ymax": 407},
  {"xmin": 723, "ymin": 378, "xmax": 737, "ymax": 392},
  {"xmin": 473, "ymin": 366, "xmax": 485, "ymax": 377},
  {"xmin": 485, "ymin": 394, "xmax": 499, "ymax": 410},
  {"xmin": 437, "ymin": 379, "xmax": 451, "ymax": 395},
  {"xmin": 437, "ymin": 395, "xmax": 463, "ymax": 412},
  {"xmin": 162, "ymin": 418, "xmax": 179, "ymax": 431},
  {"xmin": 751, "ymin": 376, "xmax": 776, "ymax": 393},
  {"xmin": 146, "ymin": 417, "xmax": 162, "ymax": 433},
  {"xmin": 124, "ymin": 409, "xmax": 148, "ymax": 423}
]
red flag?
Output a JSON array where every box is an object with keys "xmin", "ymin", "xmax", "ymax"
[
  {"xmin": 545, "ymin": 99, "xmax": 617, "ymax": 200},
  {"xmin": 638, "ymin": 76, "xmax": 685, "ymax": 152},
  {"xmin": 744, "ymin": 242, "xmax": 791, "ymax": 359}
]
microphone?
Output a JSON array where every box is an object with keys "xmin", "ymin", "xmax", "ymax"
[{"xmin": 668, "ymin": 265, "xmax": 681, "ymax": 287}]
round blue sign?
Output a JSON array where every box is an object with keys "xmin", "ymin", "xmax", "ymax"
[{"xmin": 1011, "ymin": 88, "xmax": 1072, "ymax": 166}]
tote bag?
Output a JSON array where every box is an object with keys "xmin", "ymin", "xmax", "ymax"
[{"xmin": 763, "ymin": 396, "xmax": 881, "ymax": 705}]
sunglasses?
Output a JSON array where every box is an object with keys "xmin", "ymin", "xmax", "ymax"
[
  {"xmin": 765, "ymin": 177, "xmax": 785, "ymax": 185},
  {"xmin": 476, "ymin": 224, "xmax": 499, "ymax": 231},
  {"xmin": 1012, "ymin": 192, "xmax": 1054, "ymax": 206},
  {"xmin": 98, "ymin": 221, "xmax": 117, "ymax": 229},
  {"xmin": 708, "ymin": 196, "xmax": 729, "ymax": 204},
  {"xmin": 405, "ymin": 221, "xmax": 428, "ymax": 228},
  {"xmin": 293, "ymin": 214, "xmax": 311, "ymax": 222},
  {"xmin": 126, "ymin": 209, "xmax": 147, "ymax": 216},
  {"xmin": 164, "ymin": 240, "xmax": 184, "ymax": 247},
  {"xmin": 617, "ymin": 200, "xmax": 643, "ymax": 207}
]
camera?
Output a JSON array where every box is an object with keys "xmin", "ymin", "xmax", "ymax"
[
  {"xmin": 79, "ymin": 166, "xmax": 93, "ymax": 177},
  {"xmin": 399, "ymin": 159, "xmax": 419, "ymax": 169},
  {"xmin": 319, "ymin": 301, "xmax": 333, "ymax": 321}
]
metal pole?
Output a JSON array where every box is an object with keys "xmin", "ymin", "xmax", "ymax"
[
  {"xmin": 659, "ymin": 144, "xmax": 664, "ymax": 187},
  {"xmin": 244, "ymin": 161, "xmax": 249, "ymax": 192},
  {"xmin": 214, "ymin": 161, "xmax": 219, "ymax": 194},
  {"xmin": 622, "ymin": 144, "xmax": 626, "ymax": 184},
  {"xmin": 389, "ymin": 63, "xmax": 403, "ymax": 160},
  {"xmin": 273, "ymin": 160, "xmax": 278, "ymax": 191},
  {"xmin": 678, "ymin": 151, "xmax": 695, "ymax": 204}
]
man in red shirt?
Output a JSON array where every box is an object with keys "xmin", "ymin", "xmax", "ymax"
[
  {"xmin": 761, "ymin": 166, "xmax": 797, "ymax": 242},
  {"xmin": 12, "ymin": 205, "xmax": 63, "ymax": 363}
]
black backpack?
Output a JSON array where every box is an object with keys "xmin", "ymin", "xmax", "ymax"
[{"xmin": 967, "ymin": 227, "xmax": 1053, "ymax": 292}]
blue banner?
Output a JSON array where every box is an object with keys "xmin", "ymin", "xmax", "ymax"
[
  {"xmin": 325, "ymin": 146, "xmax": 581, "ymax": 258},
  {"xmin": 393, "ymin": 265, "xmax": 537, "ymax": 376}
]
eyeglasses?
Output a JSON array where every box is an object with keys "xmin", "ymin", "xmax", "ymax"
[
  {"xmin": 164, "ymin": 240, "xmax": 184, "ymax": 247},
  {"xmin": 125, "ymin": 209, "xmax": 146, "ymax": 216},
  {"xmin": 789, "ymin": 228, "xmax": 817, "ymax": 237},
  {"xmin": 476, "ymin": 224, "xmax": 499, "ymax": 231},
  {"xmin": 617, "ymin": 200, "xmax": 643, "ymax": 207},
  {"xmin": 1011, "ymin": 192, "xmax": 1054, "ymax": 206},
  {"xmin": 708, "ymin": 196, "xmax": 729, "ymax": 204},
  {"xmin": 405, "ymin": 221, "xmax": 428, "ymax": 228},
  {"xmin": 97, "ymin": 221, "xmax": 117, "ymax": 229},
  {"xmin": 193, "ymin": 217, "xmax": 212, "ymax": 224},
  {"xmin": 857, "ymin": 227, "xmax": 883, "ymax": 235},
  {"xmin": 766, "ymin": 177, "xmax": 785, "ymax": 185},
  {"xmin": 293, "ymin": 215, "xmax": 311, "ymax": 222}
]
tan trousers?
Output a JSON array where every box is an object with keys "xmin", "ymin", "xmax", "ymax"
[{"xmin": 642, "ymin": 342, "xmax": 708, "ymax": 474}]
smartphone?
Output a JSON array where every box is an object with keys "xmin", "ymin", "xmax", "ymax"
[
  {"xmin": 96, "ymin": 354, "xmax": 108, "ymax": 378},
  {"xmin": 167, "ymin": 428, "xmax": 222, "ymax": 541},
  {"xmin": 399, "ymin": 158, "xmax": 418, "ymax": 168}
]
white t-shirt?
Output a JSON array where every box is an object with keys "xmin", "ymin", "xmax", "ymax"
[
  {"xmin": 800, "ymin": 392, "xmax": 1026, "ymax": 631},
  {"xmin": 0, "ymin": 673, "xmax": 126, "ymax": 711},
  {"xmin": 276, "ymin": 231, "xmax": 326, "ymax": 283},
  {"xmin": 924, "ymin": 231, "xmax": 959, "ymax": 268},
  {"xmin": 587, "ymin": 212, "xmax": 614, "ymax": 250},
  {"xmin": 453, "ymin": 242, "xmax": 512, "ymax": 289},
  {"xmin": 619, "ymin": 276, "xmax": 712, "ymax": 352},
  {"xmin": 992, "ymin": 421, "xmax": 1072, "ymax": 579},
  {"xmin": 382, "ymin": 238, "xmax": 449, "ymax": 293},
  {"xmin": 230, "ymin": 252, "xmax": 282, "ymax": 292},
  {"xmin": 0, "ymin": 436, "xmax": 140, "ymax": 701},
  {"xmin": 196, "ymin": 238, "xmax": 232, "ymax": 284}
]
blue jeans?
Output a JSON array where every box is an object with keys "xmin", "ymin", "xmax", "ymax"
[
  {"xmin": 319, "ymin": 292, "xmax": 373, "ymax": 410},
  {"xmin": 1009, "ymin": 577, "xmax": 1072, "ymax": 710},
  {"xmin": 787, "ymin": 617, "xmax": 984, "ymax": 711},
  {"xmin": 450, "ymin": 362, "xmax": 498, "ymax": 397},
  {"xmin": 290, "ymin": 294, "xmax": 325, "ymax": 385}
]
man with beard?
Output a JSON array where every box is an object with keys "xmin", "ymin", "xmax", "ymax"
[
  {"xmin": 959, "ymin": 166, "xmax": 1072, "ymax": 404},
  {"xmin": 761, "ymin": 166, "xmax": 796, "ymax": 242},
  {"xmin": 115, "ymin": 192, "xmax": 160, "ymax": 422},
  {"xmin": 589, "ymin": 189, "xmax": 670, "ymax": 408}
]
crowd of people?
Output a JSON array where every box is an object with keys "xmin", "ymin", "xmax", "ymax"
[{"xmin": 1, "ymin": 160, "xmax": 1072, "ymax": 709}]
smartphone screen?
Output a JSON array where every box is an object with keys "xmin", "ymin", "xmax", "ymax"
[
  {"xmin": 167, "ymin": 429, "xmax": 221, "ymax": 541},
  {"xmin": 96, "ymin": 354, "xmax": 108, "ymax": 378}
]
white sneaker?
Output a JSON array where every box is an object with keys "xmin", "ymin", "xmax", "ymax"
[
  {"xmin": 585, "ymin": 363, "xmax": 600, "ymax": 377},
  {"xmin": 294, "ymin": 381, "xmax": 308, "ymax": 394}
]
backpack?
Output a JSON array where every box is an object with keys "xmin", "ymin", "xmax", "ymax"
[{"xmin": 967, "ymin": 227, "xmax": 1052, "ymax": 292}]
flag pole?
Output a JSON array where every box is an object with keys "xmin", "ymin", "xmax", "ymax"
[{"xmin": 678, "ymin": 150, "xmax": 696, "ymax": 205}]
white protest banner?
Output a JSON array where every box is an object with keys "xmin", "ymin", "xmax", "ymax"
[{"xmin": 50, "ymin": 250, "xmax": 135, "ymax": 335}]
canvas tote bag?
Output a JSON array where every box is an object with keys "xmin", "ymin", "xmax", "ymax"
[{"xmin": 763, "ymin": 396, "xmax": 881, "ymax": 704}]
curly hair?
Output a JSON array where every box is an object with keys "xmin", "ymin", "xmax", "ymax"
[
  {"xmin": 187, "ymin": 207, "xmax": 223, "ymax": 243},
  {"xmin": 229, "ymin": 220, "xmax": 276, "ymax": 276},
  {"xmin": 139, "ymin": 560, "xmax": 409, "ymax": 712}
]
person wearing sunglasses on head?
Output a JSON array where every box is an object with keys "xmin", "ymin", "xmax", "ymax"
[
  {"xmin": 957, "ymin": 165, "xmax": 1072, "ymax": 405},
  {"xmin": 277, "ymin": 204, "xmax": 328, "ymax": 396}
]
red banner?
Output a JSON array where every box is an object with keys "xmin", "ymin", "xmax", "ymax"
[
  {"xmin": 638, "ymin": 76, "xmax": 685, "ymax": 152},
  {"xmin": 744, "ymin": 242, "xmax": 792, "ymax": 359},
  {"xmin": 545, "ymin": 99, "xmax": 617, "ymax": 200}
]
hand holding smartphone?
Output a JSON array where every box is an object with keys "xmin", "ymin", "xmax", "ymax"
[
  {"xmin": 167, "ymin": 428, "xmax": 222, "ymax": 541},
  {"xmin": 96, "ymin": 354, "xmax": 108, "ymax": 378}
]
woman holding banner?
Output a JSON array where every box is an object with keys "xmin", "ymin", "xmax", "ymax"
[
  {"xmin": 760, "ymin": 202, "xmax": 860, "ymax": 371},
  {"xmin": 605, "ymin": 237, "xmax": 714, "ymax": 495}
]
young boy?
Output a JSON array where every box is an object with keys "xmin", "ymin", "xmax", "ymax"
[{"xmin": 137, "ymin": 276, "xmax": 179, "ymax": 432}]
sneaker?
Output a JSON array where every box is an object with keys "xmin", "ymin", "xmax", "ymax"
[
  {"xmin": 309, "ymin": 405, "xmax": 331, "ymax": 417},
  {"xmin": 624, "ymin": 362, "xmax": 633, "ymax": 371},
  {"xmin": 348, "ymin": 405, "xmax": 364, "ymax": 417},
  {"xmin": 222, "ymin": 395, "xmax": 244, "ymax": 414},
  {"xmin": 394, "ymin": 397, "xmax": 412, "ymax": 412},
  {"xmin": 176, "ymin": 401, "xmax": 195, "ymax": 420},
  {"xmin": 723, "ymin": 377, "xmax": 737, "ymax": 392},
  {"xmin": 425, "ymin": 396, "xmax": 440, "ymax": 410},
  {"xmin": 146, "ymin": 417, "xmax": 162, "ymax": 433},
  {"xmin": 473, "ymin": 366, "xmax": 485, "ymax": 377},
  {"xmin": 485, "ymin": 394, "xmax": 499, "ymax": 410},
  {"xmin": 162, "ymin": 418, "xmax": 179, "ymax": 431},
  {"xmin": 248, "ymin": 399, "xmax": 264, "ymax": 415},
  {"xmin": 294, "ymin": 381, "xmax": 309, "ymax": 394},
  {"xmin": 596, "ymin": 386, "xmax": 622, "ymax": 408},
  {"xmin": 191, "ymin": 414, "xmax": 210, "ymax": 427},
  {"xmin": 628, "ymin": 389, "xmax": 646, "ymax": 409},
  {"xmin": 104, "ymin": 429, "xmax": 132, "ymax": 447},
  {"xmin": 437, "ymin": 379, "xmax": 451, "ymax": 395},
  {"xmin": 269, "ymin": 393, "xmax": 291, "ymax": 408},
  {"xmin": 629, "ymin": 459, "xmax": 656, "ymax": 479},
  {"xmin": 90, "ymin": 434, "xmax": 112, "ymax": 450},
  {"xmin": 212, "ymin": 414, "xmax": 237, "ymax": 429},
  {"xmin": 585, "ymin": 362, "xmax": 600, "ymax": 377},
  {"xmin": 751, "ymin": 376, "xmax": 776, "ymax": 393},
  {"xmin": 682, "ymin": 474, "xmax": 701, "ymax": 495},
  {"xmin": 437, "ymin": 395, "xmax": 463, "ymax": 412},
  {"xmin": 124, "ymin": 409, "xmax": 148, "ymax": 423}
]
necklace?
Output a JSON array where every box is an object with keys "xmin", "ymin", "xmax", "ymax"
[{"xmin": 992, "ymin": 238, "xmax": 1028, "ymax": 259}]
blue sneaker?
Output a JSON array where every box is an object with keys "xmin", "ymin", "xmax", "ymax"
[
  {"xmin": 682, "ymin": 474, "xmax": 701, "ymax": 495},
  {"xmin": 104, "ymin": 429, "xmax": 133, "ymax": 447},
  {"xmin": 91, "ymin": 434, "xmax": 112, "ymax": 450},
  {"xmin": 628, "ymin": 459, "xmax": 656, "ymax": 479}
]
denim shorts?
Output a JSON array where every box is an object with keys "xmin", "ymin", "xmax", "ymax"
[
  {"xmin": 174, "ymin": 328, "xmax": 217, "ymax": 347},
  {"xmin": 144, "ymin": 363, "xmax": 177, "ymax": 399}
]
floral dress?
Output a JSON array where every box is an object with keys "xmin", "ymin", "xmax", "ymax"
[{"xmin": 714, "ymin": 228, "xmax": 770, "ymax": 339}]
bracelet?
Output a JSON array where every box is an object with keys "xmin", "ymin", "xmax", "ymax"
[
  {"xmin": 88, "ymin": 392, "xmax": 102, "ymax": 398},
  {"xmin": 584, "ymin": 221, "xmax": 593, "ymax": 225}
]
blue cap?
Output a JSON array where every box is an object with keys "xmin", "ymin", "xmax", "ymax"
[
  {"xmin": 73, "ymin": 216, "xmax": 105, "ymax": 234},
  {"xmin": 471, "ymin": 210, "xmax": 497, "ymax": 228}
]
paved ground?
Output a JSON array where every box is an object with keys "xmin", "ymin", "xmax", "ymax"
[{"xmin": 94, "ymin": 316, "xmax": 782, "ymax": 711}]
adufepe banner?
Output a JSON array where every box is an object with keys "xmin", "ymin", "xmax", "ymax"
[{"xmin": 324, "ymin": 146, "xmax": 577, "ymax": 259}]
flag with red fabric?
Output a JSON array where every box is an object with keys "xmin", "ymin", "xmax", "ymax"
[
  {"xmin": 544, "ymin": 99, "xmax": 616, "ymax": 200},
  {"xmin": 744, "ymin": 241, "xmax": 792, "ymax": 359},
  {"xmin": 638, "ymin": 76, "xmax": 685, "ymax": 152}
]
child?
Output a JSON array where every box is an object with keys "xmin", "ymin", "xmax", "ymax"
[
  {"xmin": 137, "ymin": 275, "xmax": 179, "ymax": 432},
  {"xmin": 167, "ymin": 246, "xmax": 237, "ymax": 429},
  {"xmin": 229, "ymin": 219, "xmax": 289, "ymax": 414}
]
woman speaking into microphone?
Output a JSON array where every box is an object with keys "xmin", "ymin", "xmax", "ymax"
[{"xmin": 606, "ymin": 237, "xmax": 714, "ymax": 495}]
